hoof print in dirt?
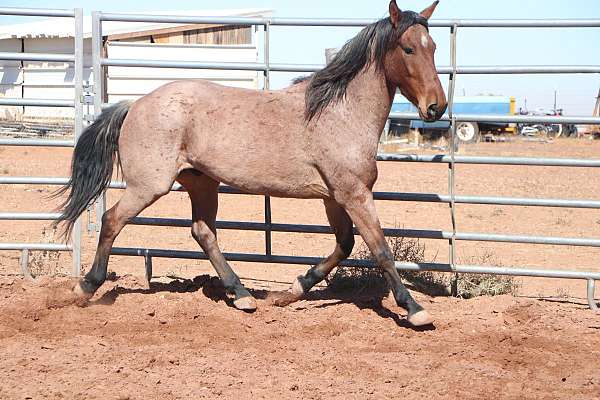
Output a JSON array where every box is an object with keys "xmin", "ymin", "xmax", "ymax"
[{"xmin": 267, "ymin": 291, "xmax": 302, "ymax": 307}]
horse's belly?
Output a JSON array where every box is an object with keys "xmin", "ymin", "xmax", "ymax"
[
  {"xmin": 188, "ymin": 155, "xmax": 329, "ymax": 199},
  {"xmin": 219, "ymin": 175, "xmax": 330, "ymax": 199}
]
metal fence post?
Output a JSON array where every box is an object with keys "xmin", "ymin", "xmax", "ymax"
[
  {"xmin": 588, "ymin": 279, "xmax": 598, "ymax": 311},
  {"xmin": 92, "ymin": 11, "xmax": 106, "ymax": 243},
  {"xmin": 263, "ymin": 20, "xmax": 272, "ymax": 258},
  {"xmin": 447, "ymin": 24, "xmax": 458, "ymax": 295},
  {"xmin": 71, "ymin": 7, "xmax": 84, "ymax": 276},
  {"xmin": 19, "ymin": 249, "xmax": 32, "ymax": 280}
]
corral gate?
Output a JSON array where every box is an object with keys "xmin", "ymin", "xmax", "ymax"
[
  {"xmin": 0, "ymin": 8, "xmax": 84, "ymax": 278},
  {"xmin": 1, "ymin": 7, "xmax": 600, "ymax": 309}
]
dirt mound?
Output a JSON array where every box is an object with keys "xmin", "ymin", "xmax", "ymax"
[{"xmin": 0, "ymin": 275, "xmax": 598, "ymax": 399}]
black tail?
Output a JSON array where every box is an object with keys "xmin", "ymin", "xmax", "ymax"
[{"xmin": 53, "ymin": 101, "xmax": 131, "ymax": 239}]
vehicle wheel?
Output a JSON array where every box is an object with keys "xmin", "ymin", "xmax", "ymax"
[
  {"xmin": 533, "ymin": 125, "xmax": 549, "ymax": 137},
  {"xmin": 564, "ymin": 124, "xmax": 578, "ymax": 138},
  {"xmin": 454, "ymin": 121, "xmax": 480, "ymax": 143},
  {"xmin": 547, "ymin": 124, "xmax": 562, "ymax": 139}
]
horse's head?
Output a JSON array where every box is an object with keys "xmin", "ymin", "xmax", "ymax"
[{"xmin": 384, "ymin": 0, "xmax": 447, "ymax": 122}]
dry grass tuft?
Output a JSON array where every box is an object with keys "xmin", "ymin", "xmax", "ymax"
[
  {"xmin": 29, "ymin": 227, "xmax": 62, "ymax": 276},
  {"xmin": 328, "ymin": 236, "xmax": 518, "ymax": 299},
  {"xmin": 328, "ymin": 236, "xmax": 448, "ymax": 297},
  {"xmin": 454, "ymin": 251, "xmax": 520, "ymax": 299}
]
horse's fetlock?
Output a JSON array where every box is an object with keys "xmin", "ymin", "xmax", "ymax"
[
  {"xmin": 80, "ymin": 276, "xmax": 101, "ymax": 293},
  {"xmin": 298, "ymin": 266, "xmax": 326, "ymax": 292}
]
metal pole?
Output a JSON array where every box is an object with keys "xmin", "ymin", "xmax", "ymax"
[
  {"xmin": 263, "ymin": 21, "xmax": 272, "ymax": 258},
  {"xmin": 447, "ymin": 24, "xmax": 458, "ymax": 295},
  {"xmin": 0, "ymin": 7, "xmax": 75, "ymax": 17},
  {"xmin": 19, "ymin": 249, "xmax": 33, "ymax": 281},
  {"xmin": 71, "ymin": 7, "xmax": 83, "ymax": 277},
  {"xmin": 92, "ymin": 11, "xmax": 106, "ymax": 243},
  {"xmin": 144, "ymin": 250, "xmax": 153, "ymax": 285},
  {"xmin": 588, "ymin": 279, "xmax": 598, "ymax": 311}
]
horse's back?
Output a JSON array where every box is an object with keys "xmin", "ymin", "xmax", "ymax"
[{"xmin": 118, "ymin": 79, "xmax": 329, "ymax": 199}]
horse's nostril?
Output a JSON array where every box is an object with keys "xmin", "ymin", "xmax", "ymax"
[{"xmin": 427, "ymin": 104, "xmax": 438, "ymax": 119}]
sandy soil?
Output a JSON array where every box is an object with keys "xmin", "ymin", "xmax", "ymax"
[
  {"xmin": 0, "ymin": 275, "xmax": 599, "ymax": 399},
  {"xmin": 1, "ymin": 137, "xmax": 600, "ymax": 398}
]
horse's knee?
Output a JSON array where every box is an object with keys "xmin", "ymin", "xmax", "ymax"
[{"xmin": 191, "ymin": 222, "xmax": 215, "ymax": 246}]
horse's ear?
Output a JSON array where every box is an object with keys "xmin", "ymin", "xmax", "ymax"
[
  {"xmin": 389, "ymin": 0, "xmax": 401, "ymax": 29},
  {"xmin": 420, "ymin": 0, "xmax": 439, "ymax": 20}
]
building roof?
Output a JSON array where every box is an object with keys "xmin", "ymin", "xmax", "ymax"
[{"xmin": 0, "ymin": 9, "xmax": 272, "ymax": 40}]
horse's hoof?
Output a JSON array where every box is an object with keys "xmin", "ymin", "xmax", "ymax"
[
  {"xmin": 291, "ymin": 277, "xmax": 305, "ymax": 296},
  {"xmin": 233, "ymin": 295, "xmax": 257, "ymax": 312},
  {"xmin": 72, "ymin": 281, "xmax": 94, "ymax": 303},
  {"xmin": 407, "ymin": 310, "xmax": 434, "ymax": 327}
]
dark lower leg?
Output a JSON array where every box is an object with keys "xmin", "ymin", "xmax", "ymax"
[
  {"xmin": 79, "ymin": 208, "xmax": 122, "ymax": 294},
  {"xmin": 385, "ymin": 272, "xmax": 424, "ymax": 315},
  {"xmin": 295, "ymin": 201, "xmax": 354, "ymax": 294},
  {"xmin": 338, "ymin": 187, "xmax": 428, "ymax": 321},
  {"xmin": 376, "ymin": 250, "xmax": 423, "ymax": 316},
  {"xmin": 296, "ymin": 239, "xmax": 352, "ymax": 293},
  {"xmin": 192, "ymin": 222, "xmax": 253, "ymax": 302},
  {"xmin": 76, "ymin": 186, "xmax": 162, "ymax": 297},
  {"xmin": 297, "ymin": 265, "xmax": 329, "ymax": 293},
  {"xmin": 218, "ymin": 269, "xmax": 252, "ymax": 300},
  {"xmin": 80, "ymin": 245, "xmax": 111, "ymax": 293},
  {"xmin": 181, "ymin": 173, "xmax": 254, "ymax": 305}
]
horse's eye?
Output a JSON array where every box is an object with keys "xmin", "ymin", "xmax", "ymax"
[{"xmin": 404, "ymin": 47, "xmax": 414, "ymax": 55}]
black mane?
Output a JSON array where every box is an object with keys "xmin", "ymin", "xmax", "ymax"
[
  {"xmin": 292, "ymin": 75, "xmax": 311, "ymax": 85},
  {"xmin": 304, "ymin": 11, "xmax": 428, "ymax": 121}
]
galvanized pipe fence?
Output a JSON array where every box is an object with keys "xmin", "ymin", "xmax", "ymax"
[
  {"xmin": 0, "ymin": 7, "xmax": 84, "ymax": 277},
  {"xmin": 1, "ymin": 8, "xmax": 599, "ymax": 309}
]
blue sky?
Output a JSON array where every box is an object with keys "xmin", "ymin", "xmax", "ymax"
[{"xmin": 2, "ymin": 1, "xmax": 599, "ymax": 114}]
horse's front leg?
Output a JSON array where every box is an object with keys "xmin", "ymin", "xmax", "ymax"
[{"xmin": 336, "ymin": 184, "xmax": 433, "ymax": 327}]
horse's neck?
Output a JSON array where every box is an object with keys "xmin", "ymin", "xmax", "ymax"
[{"xmin": 341, "ymin": 65, "xmax": 394, "ymax": 138}]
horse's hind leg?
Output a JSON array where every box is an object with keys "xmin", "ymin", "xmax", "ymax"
[
  {"xmin": 177, "ymin": 170, "xmax": 257, "ymax": 312},
  {"xmin": 74, "ymin": 184, "xmax": 169, "ymax": 300},
  {"xmin": 272, "ymin": 199, "xmax": 354, "ymax": 306}
]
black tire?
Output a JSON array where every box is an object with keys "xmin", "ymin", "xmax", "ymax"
[
  {"xmin": 564, "ymin": 124, "xmax": 578, "ymax": 138},
  {"xmin": 454, "ymin": 121, "xmax": 480, "ymax": 143}
]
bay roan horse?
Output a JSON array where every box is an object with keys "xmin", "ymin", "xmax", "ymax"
[{"xmin": 55, "ymin": 0, "xmax": 446, "ymax": 327}]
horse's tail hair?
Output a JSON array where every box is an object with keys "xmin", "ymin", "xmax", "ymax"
[{"xmin": 52, "ymin": 101, "xmax": 132, "ymax": 239}]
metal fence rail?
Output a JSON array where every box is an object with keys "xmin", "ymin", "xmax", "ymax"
[
  {"xmin": 0, "ymin": 8, "xmax": 598, "ymax": 310},
  {"xmin": 0, "ymin": 8, "xmax": 84, "ymax": 276}
]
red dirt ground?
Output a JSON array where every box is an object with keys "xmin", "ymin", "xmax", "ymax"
[
  {"xmin": 0, "ymin": 276, "xmax": 599, "ymax": 399},
  {"xmin": 1, "ymin": 138, "xmax": 600, "ymax": 398}
]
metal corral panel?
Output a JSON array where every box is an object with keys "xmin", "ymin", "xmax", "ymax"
[
  {"xmin": 0, "ymin": 39, "xmax": 22, "ymax": 120},
  {"xmin": 0, "ymin": 37, "xmax": 258, "ymax": 121},
  {"xmin": 0, "ymin": 37, "xmax": 94, "ymax": 120},
  {"xmin": 106, "ymin": 41, "xmax": 259, "ymax": 102}
]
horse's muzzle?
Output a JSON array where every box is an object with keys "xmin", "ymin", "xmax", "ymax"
[{"xmin": 424, "ymin": 103, "xmax": 446, "ymax": 122}]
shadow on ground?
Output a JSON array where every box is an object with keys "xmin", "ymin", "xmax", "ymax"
[{"xmin": 93, "ymin": 274, "xmax": 436, "ymax": 331}]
